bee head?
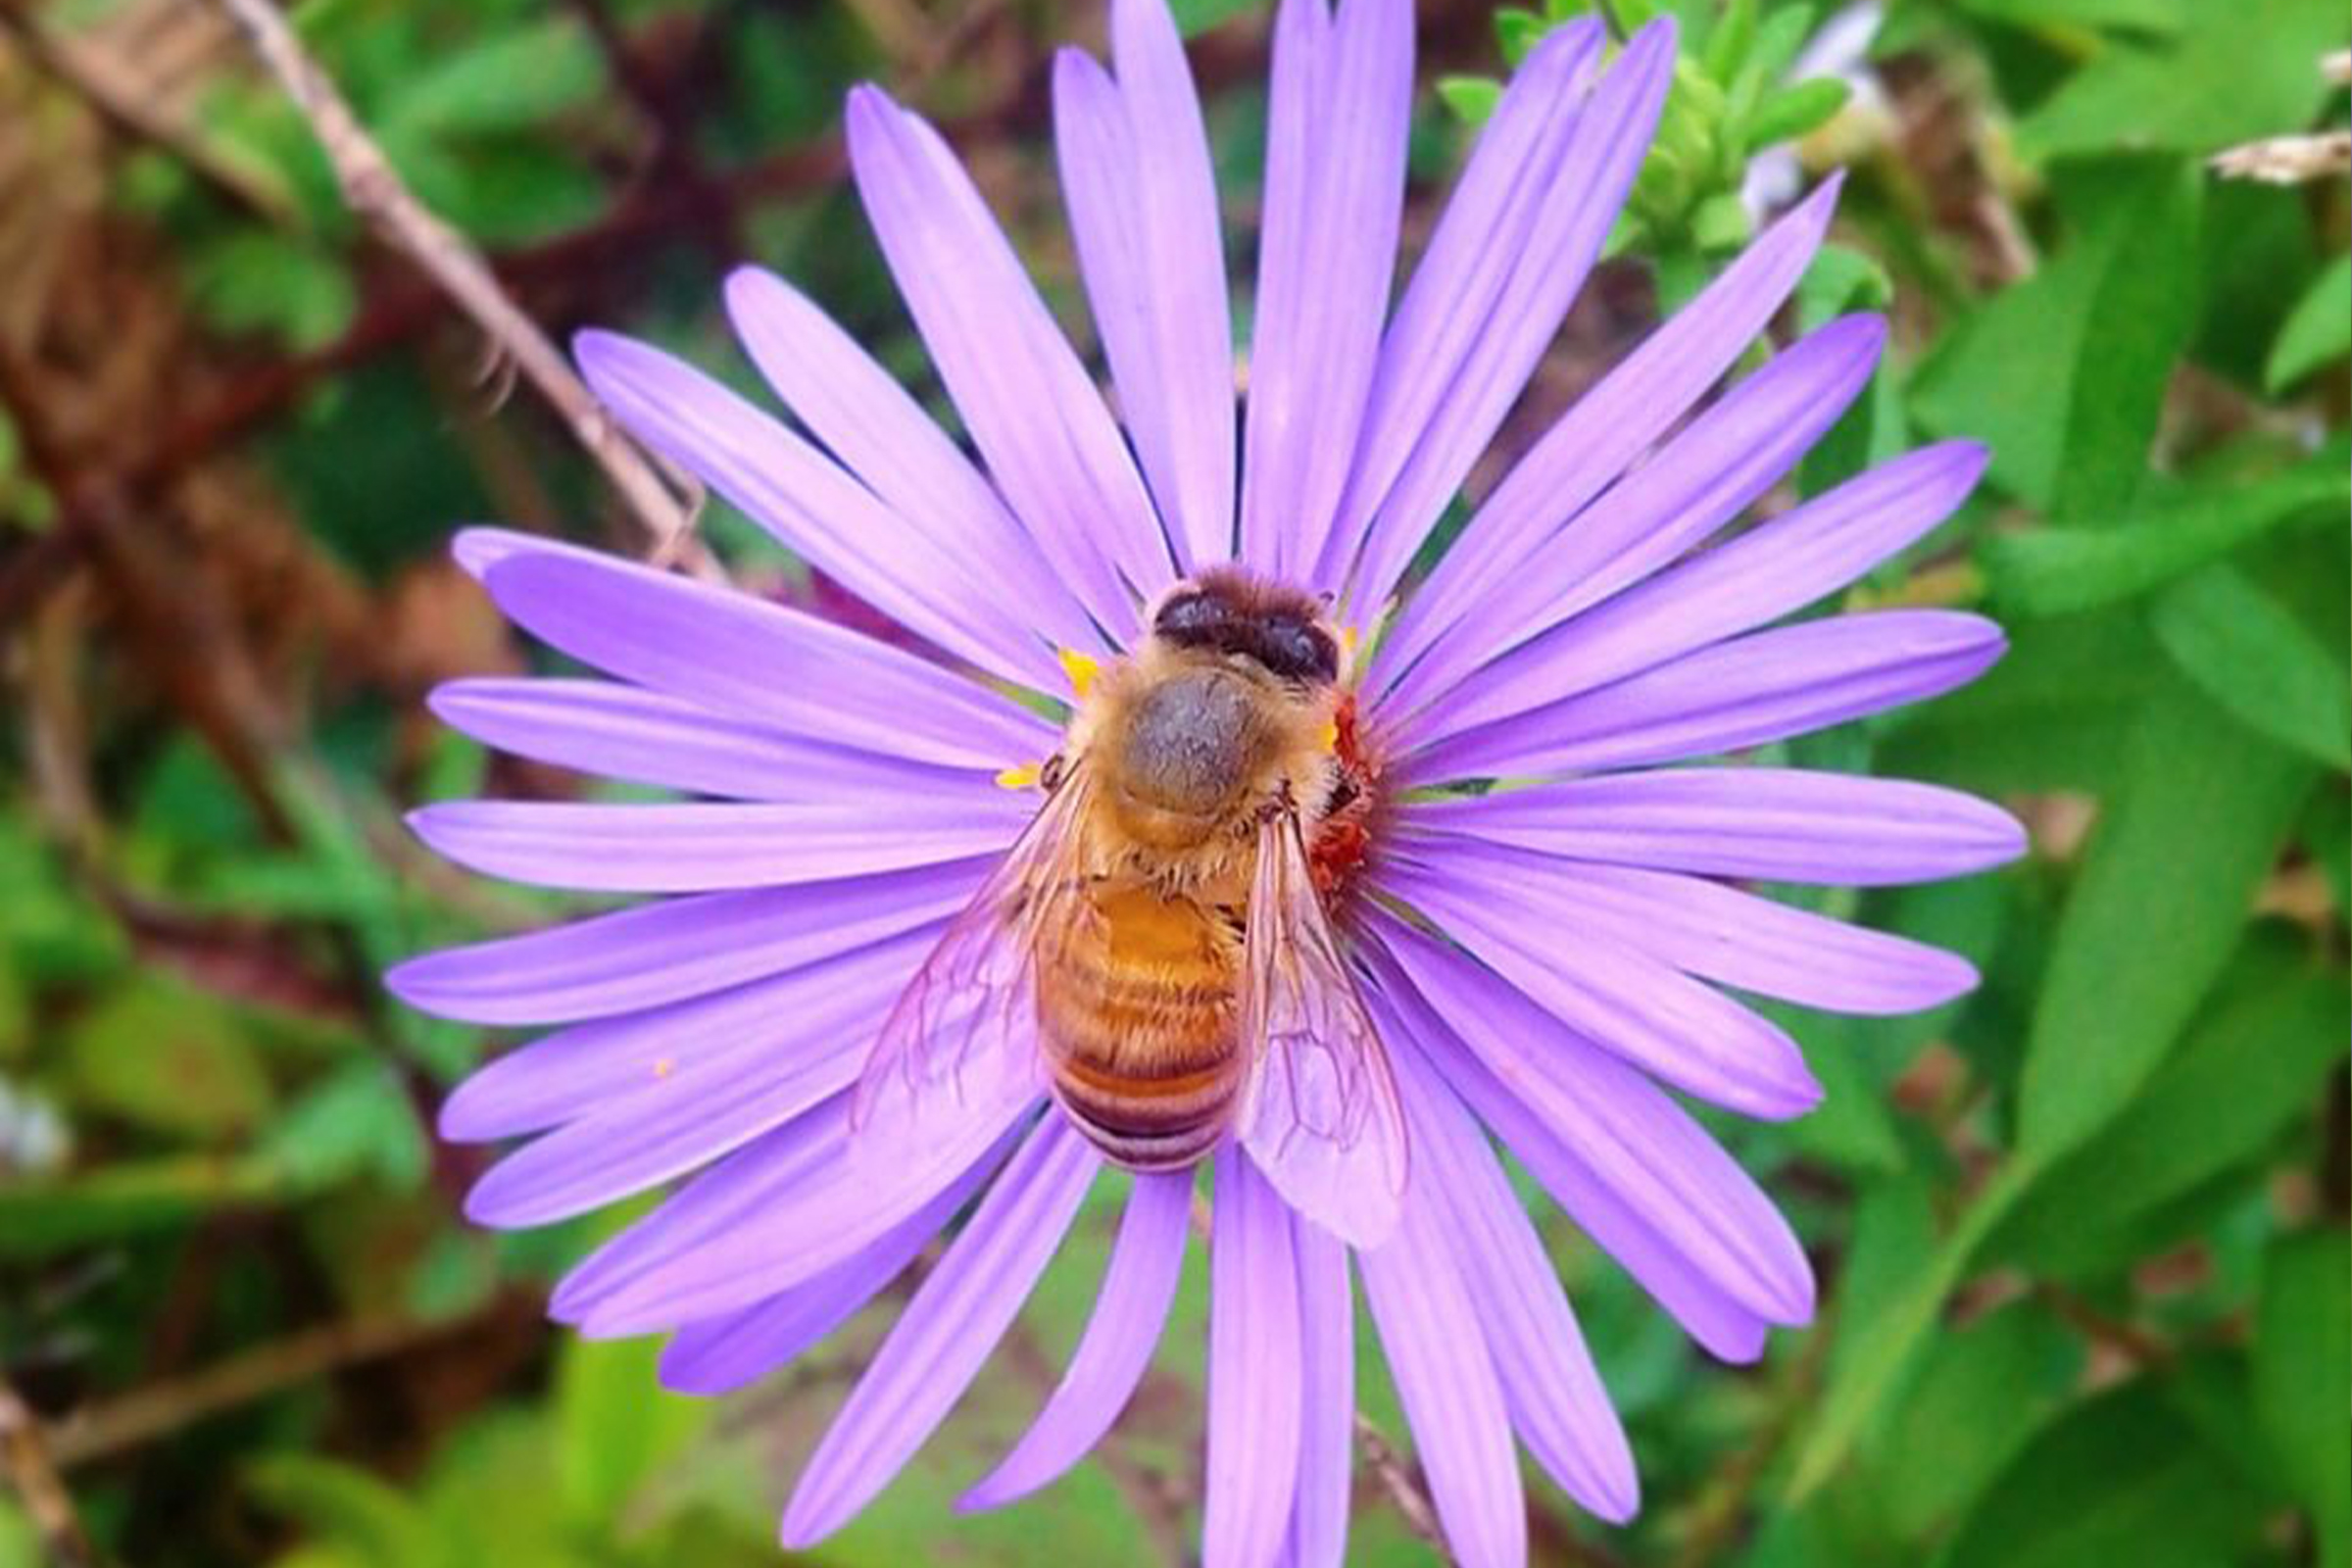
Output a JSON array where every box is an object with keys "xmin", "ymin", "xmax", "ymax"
[{"xmin": 1149, "ymin": 569, "xmax": 1341, "ymax": 686}]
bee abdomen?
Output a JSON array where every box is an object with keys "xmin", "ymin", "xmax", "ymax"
[{"xmin": 1038, "ymin": 952, "xmax": 1242, "ymax": 1173}]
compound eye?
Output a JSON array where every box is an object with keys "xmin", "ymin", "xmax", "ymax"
[
  {"xmin": 1258, "ymin": 618, "xmax": 1339, "ymax": 683},
  {"xmin": 1153, "ymin": 591, "xmax": 1222, "ymax": 641}
]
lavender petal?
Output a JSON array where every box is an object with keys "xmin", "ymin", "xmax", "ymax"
[
  {"xmin": 1403, "ymin": 611, "xmax": 2008, "ymax": 784},
  {"xmin": 779, "ymin": 1116, "xmax": 1101, "ymax": 1546},
  {"xmin": 1239, "ymin": 0, "xmax": 1412, "ymax": 579},
  {"xmin": 386, "ymin": 861, "xmax": 980, "ymax": 1026},
  {"xmin": 1388, "ymin": 1036, "xmax": 1636, "ymax": 1520},
  {"xmin": 1335, "ymin": 21, "xmax": 1677, "ymax": 605},
  {"xmin": 478, "ymin": 548, "xmax": 1055, "ymax": 770},
  {"xmin": 574, "ymin": 330, "xmax": 1064, "ymax": 689},
  {"xmin": 1203, "ymin": 1146, "xmax": 1303, "ymax": 1568},
  {"xmin": 1380, "ymin": 858, "xmax": 1823, "ymax": 1119},
  {"xmin": 847, "ymin": 87, "xmax": 1167, "ymax": 629},
  {"xmin": 1286, "ymin": 1219, "xmax": 1355, "ymax": 1568},
  {"xmin": 722, "ymin": 268, "xmax": 1102, "ymax": 657},
  {"xmin": 407, "ymin": 794, "xmax": 1027, "ymax": 895},
  {"xmin": 1401, "ymin": 766, "xmax": 2028, "ymax": 887},
  {"xmin": 437, "ymin": 925, "xmax": 934, "ymax": 1143},
  {"xmin": 428, "ymin": 677, "xmax": 994, "ymax": 804},
  {"xmin": 1371, "ymin": 178, "xmax": 1842, "ymax": 702},
  {"xmin": 658, "ymin": 1130, "xmax": 1010, "ymax": 1394},
  {"xmin": 959, "ymin": 1169, "xmax": 1194, "ymax": 1510},
  {"xmin": 1358, "ymin": 1162, "xmax": 1526, "ymax": 1568}
]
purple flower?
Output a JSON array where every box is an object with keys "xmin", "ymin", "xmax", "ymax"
[{"xmin": 390, "ymin": 1, "xmax": 2024, "ymax": 1562}]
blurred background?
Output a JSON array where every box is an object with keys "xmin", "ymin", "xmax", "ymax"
[{"xmin": 0, "ymin": 0, "xmax": 2344, "ymax": 1564}]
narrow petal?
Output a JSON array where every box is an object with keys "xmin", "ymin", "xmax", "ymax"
[
  {"xmin": 1286, "ymin": 1221, "xmax": 1354, "ymax": 1568},
  {"xmin": 1403, "ymin": 611, "xmax": 2008, "ymax": 784},
  {"xmin": 386, "ymin": 860, "xmax": 979, "ymax": 1026},
  {"xmin": 1054, "ymin": 0, "xmax": 1235, "ymax": 566},
  {"xmin": 1384, "ymin": 313, "xmax": 1886, "ymax": 730},
  {"xmin": 1240, "ymin": 0, "xmax": 1412, "ymax": 578},
  {"xmin": 1388, "ymin": 1037, "xmax": 1637, "ymax": 1520},
  {"xmin": 1203, "ymin": 1147, "xmax": 1302, "ymax": 1568},
  {"xmin": 1390, "ymin": 841, "xmax": 1981, "ymax": 1015},
  {"xmin": 1380, "ymin": 858, "xmax": 1823, "ymax": 1119},
  {"xmin": 553, "ymin": 1024, "xmax": 1044, "ymax": 1336},
  {"xmin": 658, "ymin": 1132, "xmax": 1009, "ymax": 1394},
  {"xmin": 1401, "ymin": 768, "xmax": 2026, "ymax": 887},
  {"xmin": 1335, "ymin": 21, "xmax": 1678, "ymax": 606},
  {"xmin": 408, "ymin": 794, "xmax": 1028, "ymax": 894},
  {"xmin": 960, "ymin": 1169, "xmax": 1193, "ymax": 1510},
  {"xmin": 1362, "ymin": 930, "xmax": 1792, "ymax": 1357},
  {"xmin": 722, "ymin": 268, "xmax": 1099, "ymax": 657},
  {"xmin": 459, "ymin": 934, "xmax": 917, "ymax": 1226},
  {"xmin": 1402, "ymin": 441, "xmax": 1987, "ymax": 746},
  {"xmin": 780, "ymin": 1117, "xmax": 1101, "ymax": 1546},
  {"xmin": 428, "ymin": 677, "xmax": 993, "ymax": 803},
  {"xmin": 437, "ymin": 924, "xmax": 933, "ymax": 1142},
  {"xmin": 1369, "ymin": 922, "xmax": 1814, "ymax": 1328},
  {"xmin": 477, "ymin": 548, "xmax": 1054, "ymax": 770},
  {"xmin": 575, "ymin": 330, "xmax": 1061, "ymax": 689},
  {"xmin": 1372, "ymin": 177, "xmax": 1843, "ymax": 701},
  {"xmin": 848, "ymin": 86, "xmax": 1166, "ymax": 628},
  {"xmin": 1358, "ymin": 1166, "xmax": 1526, "ymax": 1568}
]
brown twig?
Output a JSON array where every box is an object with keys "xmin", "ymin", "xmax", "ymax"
[
  {"xmin": 207, "ymin": 0, "xmax": 709, "ymax": 567},
  {"xmin": 44, "ymin": 1309, "xmax": 495, "ymax": 1470},
  {"xmin": 0, "ymin": 0, "xmax": 296, "ymax": 226},
  {"xmin": 0, "ymin": 1377, "xmax": 97, "ymax": 1566},
  {"xmin": 1353, "ymin": 1411, "xmax": 1454, "ymax": 1563}
]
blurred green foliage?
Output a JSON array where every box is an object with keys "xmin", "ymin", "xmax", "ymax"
[{"xmin": 0, "ymin": 0, "xmax": 2344, "ymax": 1565}]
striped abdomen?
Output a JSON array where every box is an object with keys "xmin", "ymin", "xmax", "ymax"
[{"xmin": 1036, "ymin": 882, "xmax": 1245, "ymax": 1171}]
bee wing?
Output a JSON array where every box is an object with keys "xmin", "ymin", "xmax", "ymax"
[
  {"xmin": 849, "ymin": 760, "xmax": 1098, "ymax": 1149},
  {"xmin": 1236, "ymin": 806, "xmax": 1408, "ymax": 1248}
]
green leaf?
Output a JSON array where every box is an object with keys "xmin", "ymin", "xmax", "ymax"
[
  {"xmin": 1437, "ymin": 74, "xmax": 1504, "ymax": 125},
  {"xmin": 1952, "ymin": 0, "xmax": 2184, "ymax": 26},
  {"xmin": 1795, "ymin": 676, "xmax": 2312, "ymax": 1498},
  {"xmin": 0, "ymin": 1154, "xmax": 297, "ymax": 1258},
  {"xmin": 1981, "ymin": 456, "xmax": 2350, "ymax": 617},
  {"xmin": 58, "ymin": 974, "xmax": 273, "ymax": 1141},
  {"xmin": 2016, "ymin": 675, "xmax": 2315, "ymax": 1158},
  {"xmin": 246, "ymin": 1453, "xmax": 443, "ymax": 1568},
  {"xmin": 1742, "ymin": 77, "xmax": 1849, "ymax": 150},
  {"xmin": 1168, "ymin": 0, "xmax": 1258, "ymax": 35},
  {"xmin": 384, "ymin": 20, "xmax": 604, "ymax": 139},
  {"xmin": 1995, "ymin": 936, "xmax": 2346, "ymax": 1268},
  {"xmin": 1867, "ymin": 1299, "xmax": 2082, "ymax": 1536},
  {"xmin": 2016, "ymin": 0, "xmax": 2346, "ymax": 159},
  {"xmin": 552, "ymin": 1336, "xmax": 711, "ymax": 1529},
  {"xmin": 261, "ymin": 1061, "xmax": 427, "ymax": 1192},
  {"xmin": 1940, "ymin": 1380, "xmax": 2268, "ymax": 1568},
  {"xmin": 2266, "ymin": 254, "xmax": 2352, "ymax": 392},
  {"xmin": 2255, "ymin": 1230, "xmax": 2352, "ymax": 1568},
  {"xmin": 2151, "ymin": 564, "xmax": 2352, "ymax": 768},
  {"xmin": 1912, "ymin": 158, "xmax": 2201, "ymax": 520},
  {"xmin": 185, "ymin": 230, "xmax": 357, "ymax": 350}
]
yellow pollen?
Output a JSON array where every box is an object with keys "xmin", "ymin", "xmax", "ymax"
[
  {"xmin": 652, "ymin": 1056, "xmax": 674, "ymax": 1079},
  {"xmin": 1317, "ymin": 719, "xmax": 1341, "ymax": 754},
  {"xmin": 996, "ymin": 762, "xmax": 1044, "ymax": 790},
  {"xmin": 1058, "ymin": 647, "xmax": 1101, "ymax": 699}
]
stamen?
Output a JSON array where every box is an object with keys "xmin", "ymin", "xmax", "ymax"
[{"xmin": 1058, "ymin": 647, "xmax": 1101, "ymax": 698}]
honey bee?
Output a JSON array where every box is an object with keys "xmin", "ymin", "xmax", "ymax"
[{"xmin": 852, "ymin": 568, "xmax": 1408, "ymax": 1246}]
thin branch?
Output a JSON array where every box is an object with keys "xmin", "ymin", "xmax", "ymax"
[
  {"xmin": 0, "ymin": 0, "xmax": 296, "ymax": 225},
  {"xmin": 1354, "ymin": 1411, "xmax": 1454, "ymax": 1563},
  {"xmin": 2210, "ymin": 130, "xmax": 2352, "ymax": 184},
  {"xmin": 44, "ymin": 1308, "xmax": 500, "ymax": 1470},
  {"xmin": 0, "ymin": 1378, "xmax": 97, "ymax": 1566},
  {"xmin": 207, "ymin": 0, "xmax": 709, "ymax": 568}
]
